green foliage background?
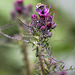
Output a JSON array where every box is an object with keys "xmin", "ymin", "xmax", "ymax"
[{"xmin": 0, "ymin": 0, "xmax": 75, "ymax": 75}]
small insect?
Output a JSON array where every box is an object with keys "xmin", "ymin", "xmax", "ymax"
[
  {"xmin": 36, "ymin": 3, "xmax": 44, "ymax": 10},
  {"xmin": 37, "ymin": 3, "xmax": 41, "ymax": 6}
]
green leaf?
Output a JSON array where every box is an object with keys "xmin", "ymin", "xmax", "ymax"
[
  {"xmin": 32, "ymin": 27, "xmax": 40, "ymax": 36},
  {"xmin": 62, "ymin": 65, "xmax": 65, "ymax": 70}
]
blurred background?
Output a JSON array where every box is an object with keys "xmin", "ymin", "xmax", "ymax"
[{"xmin": 0, "ymin": 0, "xmax": 75, "ymax": 75}]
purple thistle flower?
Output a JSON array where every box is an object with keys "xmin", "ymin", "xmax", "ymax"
[
  {"xmin": 14, "ymin": 0, "xmax": 24, "ymax": 13},
  {"xmin": 10, "ymin": 0, "xmax": 33, "ymax": 19},
  {"xmin": 35, "ymin": 3, "xmax": 51, "ymax": 17},
  {"xmin": 30, "ymin": 3, "xmax": 57, "ymax": 38}
]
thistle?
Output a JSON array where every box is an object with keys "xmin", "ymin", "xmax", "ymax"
[
  {"xmin": 0, "ymin": 3, "xmax": 75, "ymax": 75},
  {"xmin": 30, "ymin": 3, "xmax": 56, "ymax": 38},
  {"xmin": 10, "ymin": 0, "xmax": 33, "ymax": 19},
  {"xmin": 29, "ymin": 3, "xmax": 58, "ymax": 61},
  {"xmin": 26, "ymin": 3, "xmax": 75, "ymax": 75}
]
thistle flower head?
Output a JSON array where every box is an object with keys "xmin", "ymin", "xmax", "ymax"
[
  {"xmin": 14, "ymin": 0, "xmax": 24, "ymax": 13},
  {"xmin": 30, "ymin": 3, "xmax": 57, "ymax": 38},
  {"xmin": 10, "ymin": 0, "xmax": 33, "ymax": 19}
]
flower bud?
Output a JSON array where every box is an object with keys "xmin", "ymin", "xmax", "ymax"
[
  {"xmin": 47, "ymin": 22, "xmax": 52, "ymax": 29},
  {"xmin": 48, "ymin": 32, "xmax": 52, "ymax": 37},
  {"xmin": 49, "ymin": 16, "xmax": 52, "ymax": 20},
  {"xmin": 50, "ymin": 16, "xmax": 52, "ymax": 19},
  {"xmin": 10, "ymin": 11, "xmax": 15, "ymax": 16},
  {"xmin": 47, "ymin": 16, "xmax": 52, "ymax": 22},
  {"xmin": 27, "ymin": 4, "xmax": 33, "ymax": 10},
  {"xmin": 10, "ymin": 11, "xmax": 16, "ymax": 19},
  {"xmin": 37, "ymin": 23, "xmax": 41, "ymax": 26},
  {"xmin": 51, "ymin": 23, "xmax": 57, "ymax": 29},
  {"xmin": 14, "ymin": 1, "xmax": 17, "ymax": 6},
  {"xmin": 31, "ymin": 14, "xmax": 37, "ymax": 20},
  {"xmin": 16, "ymin": 7, "xmax": 22, "ymax": 12},
  {"xmin": 37, "ymin": 23, "xmax": 41, "ymax": 28},
  {"xmin": 41, "ymin": 26, "xmax": 46, "ymax": 30}
]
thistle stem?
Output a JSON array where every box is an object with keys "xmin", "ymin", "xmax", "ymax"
[
  {"xmin": 38, "ymin": 45, "xmax": 44, "ymax": 75},
  {"xmin": 22, "ymin": 43, "xmax": 30, "ymax": 75}
]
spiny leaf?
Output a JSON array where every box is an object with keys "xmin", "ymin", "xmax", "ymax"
[
  {"xmin": 33, "ymin": 36, "xmax": 38, "ymax": 41},
  {"xmin": 53, "ymin": 65, "xmax": 57, "ymax": 71},
  {"xmin": 59, "ymin": 65, "xmax": 62, "ymax": 71},
  {"xmin": 69, "ymin": 66, "xmax": 73, "ymax": 70},
  {"xmin": 32, "ymin": 27, "xmax": 40, "ymax": 36},
  {"xmin": 62, "ymin": 65, "xmax": 65, "ymax": 70},
  {"xmin": 36, "ymin": 46, "xmax": 39, "ymax": 57}
]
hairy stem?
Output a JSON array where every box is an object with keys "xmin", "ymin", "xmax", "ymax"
[{"xmin": 38, "ymin": 45, "xmax": 44, "ymax": 75}]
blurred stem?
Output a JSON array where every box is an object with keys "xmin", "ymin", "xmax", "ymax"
[
  {"xmin": 38, "ymin": 45, "xmax": 45, "ymax": 75},
  {"xmin": 22, "ymin": 43, "xmax": 30, "ymax": 75},
  {"xmin": 18, "ymin": 25, "xmax": 31, "ymax": 75}
]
